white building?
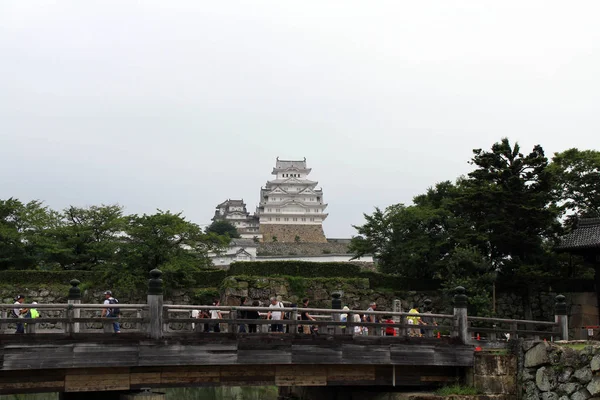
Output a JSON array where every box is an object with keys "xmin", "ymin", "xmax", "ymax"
[
  {"xmin": 257, "ymin": 158, "xmax": 328, "ymax": 242},
  {"xmin": 212, "ymin": 199, "xmax": 261, "ymax": 240},
  {"xmin": 209, "ymin": 238, "xmax": 258, "ymax": 267}
]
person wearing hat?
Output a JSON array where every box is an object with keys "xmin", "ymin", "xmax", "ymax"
[
  {"xmin": 101, "ymin": 291, "xmax": 121, "ymax": 333},
  {"xmin": 13, "ymin": 295, "xmax": 28, "ymax": 334}
]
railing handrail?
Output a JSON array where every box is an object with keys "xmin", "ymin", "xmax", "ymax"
[
  {"xmin": 468, "ymin": 316, "xmax": 558, "ymax": 326},
  {"xmin": 163, "ymin": 305, "xmax": 454, "ymax": 318},
  {"xmin": 0, "ymin": 303, "xmax": 148, "ymax": 310}
]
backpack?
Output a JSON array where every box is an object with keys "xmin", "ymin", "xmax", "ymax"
[{"xmin": 108, "ymin": 297, "xmax": 120, "ymax": 316}]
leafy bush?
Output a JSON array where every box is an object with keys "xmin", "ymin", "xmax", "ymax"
[
  {"xmin": 228, "ymin": 261, "xmax": 361, "ymax": 278},
  {"xmin": 0, "ymin": 270, "xmax": 101, "ymax": 285}
]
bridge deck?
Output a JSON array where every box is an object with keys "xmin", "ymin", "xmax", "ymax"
[
  {"xmin": 0, "ymin": 333, "xmax": 473, "ymax": 394},
  {"xmin": 0, "ymin": 333, "xmax": 473, "ymax": 371}
]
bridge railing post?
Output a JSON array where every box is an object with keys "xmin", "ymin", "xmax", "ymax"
[
  {"xmin": 148, "ymin": 269, "xmax": 164, "ymax": 340},
  {"xmin": 555, "ymin": 294, "xmax": 569, "ymax": 341},
  {"xmin": 290, "ymin": 307, "xmax": 298, "ymax": 335},
  {"xmin": 332, "ymin": 292, "xmax": 342, "ymax": 335},
  {"xmin": 393, "ymin": 300, "xmax": 404, "ymax": 337},
  {"xmin": 1, "ymin": 309, "xmax": 7, "ymax": 333},
  {"xmin": 453, "ymin": 286, "xmax": 468, "ymax": 344},
  {"xmin": 230, "ymin": 307, "xmax": 238, "ymax": 334},
  {"xmin": 346, "ymin": 311, "xmax": 355, "ymax": 336},
  {"xmin": 67, "ymin": 279, "xmax": 81, "ymax": 334},
  {"xmin": 423, "ymin": 299, "xmax": 433, "ymax": 338}
]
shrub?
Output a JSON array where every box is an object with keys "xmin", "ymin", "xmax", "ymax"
[{"xmin": 228, "ymin": 261, "xmax": 361, "ymax": 278}]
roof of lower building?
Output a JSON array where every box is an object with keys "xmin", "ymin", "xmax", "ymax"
[{"xmin": 557, "ymin": 218, "xmax": 600, "ymax": 250}]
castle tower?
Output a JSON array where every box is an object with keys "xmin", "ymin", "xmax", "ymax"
[
  {"xmin": 212, "ymin": 199, "xmax": 260, "ymax": 239},
  {"xmin": 257, "ymin": 157, "xmax": 328, "ymax": 243}
]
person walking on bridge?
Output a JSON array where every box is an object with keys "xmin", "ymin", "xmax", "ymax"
[
  {"xmin": 12, "ymin": 295, "xmax": 28, "ymax": 334},
  {"xmin": 102, "ymin": 291, "xmax": 121, "ymax": 334},
  {"xmin": 267, "ymin": 297, "xmax": 284, "ymax": 333}
]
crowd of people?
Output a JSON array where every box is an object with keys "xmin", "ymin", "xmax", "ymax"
[
  {"xmin": 191, "ymin": 297, "xmax": 437, "ymax": 336},
  {"xmin": 8, "ymin": 292, "xmax": 436, "ymax": 336}
]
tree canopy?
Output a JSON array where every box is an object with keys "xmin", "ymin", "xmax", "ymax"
[
  {"xmin": 350, "ymin": 138, "xmax": 595, "ymax": 315},
  {"xmin": 0, "ymin": 201, "xmax": 231, "ymax": 291},
  {"xmin": 205, "ymin": 220, "xmax": 241, "ymax": 238}
]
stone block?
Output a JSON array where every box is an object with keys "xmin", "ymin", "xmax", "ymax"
[
  {"xmin": 524, "ymin": 381, "xmax": 540, "ymax": 400},
  {"xmin": 537, "ymin": 366, "xmax": 558, "ymax": 392},
  {"xmin": 591, "ymin": 356, "xmax": 600, "ymax": 372},
  {"xmin": 559, "ymin": 383, "xmax": 581, "ymax": 396},
  {"xmin": 224, "ymin": 287, "xmax": 248, "ymax": 297},
  {"xmin": 474, "ymin": 375, "xmax": 516, "ymax": 394},
  {"xmin": 526, "ymin": 342, "xmax": 551, "ymax": 368},
  {"xmin": 575, "ymin": 367, "xmax": 593, "ymax": 384},
  {"xmin": 572, "ymin": 389, "xmax": 592, "ymax": 400},
  {"xmin": 474, "ymin": 354, "xmax": 517, "ymax": 376},
  {"xmin": 588, "ymin": 377, "xmax": 600, "ymax": 397},
  {"xmin": 543, "ymin": 393, "xmax": 560, "ymax": 400},
  {"xmin": 523, "ymin": 368, "xmax": 537, "ymax": 382},
  {"xmin": 559, "ymin": 368, "xmax": 575, "ymax": 383}
]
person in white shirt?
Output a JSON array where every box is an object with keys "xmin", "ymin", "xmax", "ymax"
[
  {"xmin": 210, "ymin": 299, "xmax": 222, "ymax": 333},
  {"xmin": 267, "ymin": 297, "xmax": 284, "ymax": 333}
]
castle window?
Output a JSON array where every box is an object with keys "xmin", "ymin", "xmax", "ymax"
[
  {"xmin": 284, "ymin": 218, "xmax": 289, "ymax": 221},
  {"xmin": 268, "ymin": 217, "xmax": 272, "ymax": 221},
  {"xmin": 276, "ymin": 218, "xmax": 280, "ymax": 221},
  {"xmin": 293, "ymin": 218, "xmax": 297, "ymax": 221},
  {"xmin": 302, "ymin": 218, "xmax": 306, "ymax": 221},
  {"xmin": 310, "ymin": 218, "xmax": 315, "ymax": 221}
]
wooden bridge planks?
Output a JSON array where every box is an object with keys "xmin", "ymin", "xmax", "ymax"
[
  {"xmin": 0, "ymin": 334, "xmax": 474, "ymax": 373},
  {"xmin": 0, "ymin": 364, "xmax": 465, "ymax": 394}
]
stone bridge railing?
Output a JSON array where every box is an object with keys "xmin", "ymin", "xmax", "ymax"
[{"xmin": 0, "ymin": 269, "xmax": 570, "ymax": 343}]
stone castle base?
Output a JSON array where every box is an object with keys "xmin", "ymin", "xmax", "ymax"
[{"xmin": 259, "ymin": 224, "xmax": 327, "ymax": 243}]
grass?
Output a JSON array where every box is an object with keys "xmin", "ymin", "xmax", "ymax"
[
  {"xmin": 557, "ymin": 343, "xmax": 589, "ymax": 350},
  {"xmin": 435, "ymin": 385, "xmax": 480, "ymax": 396}
]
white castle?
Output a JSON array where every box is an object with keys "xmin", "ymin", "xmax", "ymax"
[
  {"xmin": 257, "ymin": 158, "xmax": 328, "ymax": 227},
  {"xmin": 214, "ymin": 158, "xmax": 328, "ymax": 243}
]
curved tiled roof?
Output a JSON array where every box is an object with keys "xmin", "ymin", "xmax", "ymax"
[{"xmin": 557, "ymin": 218, "xmax": 600, "ymax": 250}]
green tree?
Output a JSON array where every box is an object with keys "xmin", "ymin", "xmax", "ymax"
[
  {"xmin": 454, "ymin": 138, "xmax": 559, "ymax": 275},
  {"xmin": 53, "ymin": 205, "xmax": 126, "ymax": 270},
  {"xmin": 111, "ymin": 210, "xmax": 230, "ymax": 292},
  {"xmin": 549, "ymin": 148, "xmax": 600, "ymax": 225},
  {"xmin": 0, "ymin": 198, "xmax": 63, "ymax": 270},
  {"xmin": 205, "ymin": 220, "xmax": 241, "ymax": 238},
  {"xmin": 350, "ymin": 182, "xmax": 459, "ymax": 278}
]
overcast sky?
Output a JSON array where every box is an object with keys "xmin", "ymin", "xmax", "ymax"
[{"xmin": 1, "ymin": 1, "xmax": 599, "ymax": 237}]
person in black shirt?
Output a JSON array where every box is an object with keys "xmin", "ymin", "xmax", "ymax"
[
  {"xmin": 301, "ymin": 298, "xmax": 316, "ymax": 334},
  {"xmin": 246, "ymin": 300, "xmax": 261, "ymax": 333}
]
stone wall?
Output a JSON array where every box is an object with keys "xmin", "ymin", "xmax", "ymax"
[
  {"xmin": 496, "ymin": 292, "xmax": 597, "ymax": 339},
  {"xmin": 257, "ymin": 241, "xmax": 352, "ymax": 256},
  {"xmin": 520, "ymin": 341, "xmax": 600, "ymax": 400},
  {"xmin": 468, "ymin": 353, "xmax": 518, "ymax": 396},
  {"xmin": 220, "ymin": 275, "xmax": 441, "ymax": 311},
  {"xmin": 259, "ymin": 224, "xmax": 327, "ymax": 243}
]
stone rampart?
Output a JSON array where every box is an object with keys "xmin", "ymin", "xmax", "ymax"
[
  {"xmin": 520, "ymin": 341, "xmax": 600, "ymax": 400},
  {"xmin": 259, "ymin": 224, "xmax": 327, "ymax": 243}
]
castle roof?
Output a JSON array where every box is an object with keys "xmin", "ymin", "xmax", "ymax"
[
  {"xmin": 266, "ymin": 178, "xmax": 318, "ymax": 186},
  {"xmin": 557, "ymin": 218, "xmax": 600, "ymax": 251},
  {"xmin": 275, "ymin": 157, "xmax": 307, "ymax": 170},
  {"xmin": 216, "ymin": 199, "xmax": 246, "ymax": 208}
]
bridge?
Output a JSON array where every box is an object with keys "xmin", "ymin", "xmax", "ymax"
[{"xmin": 0, "ymin": 270, "xmax": 570, "ymax": 399}]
